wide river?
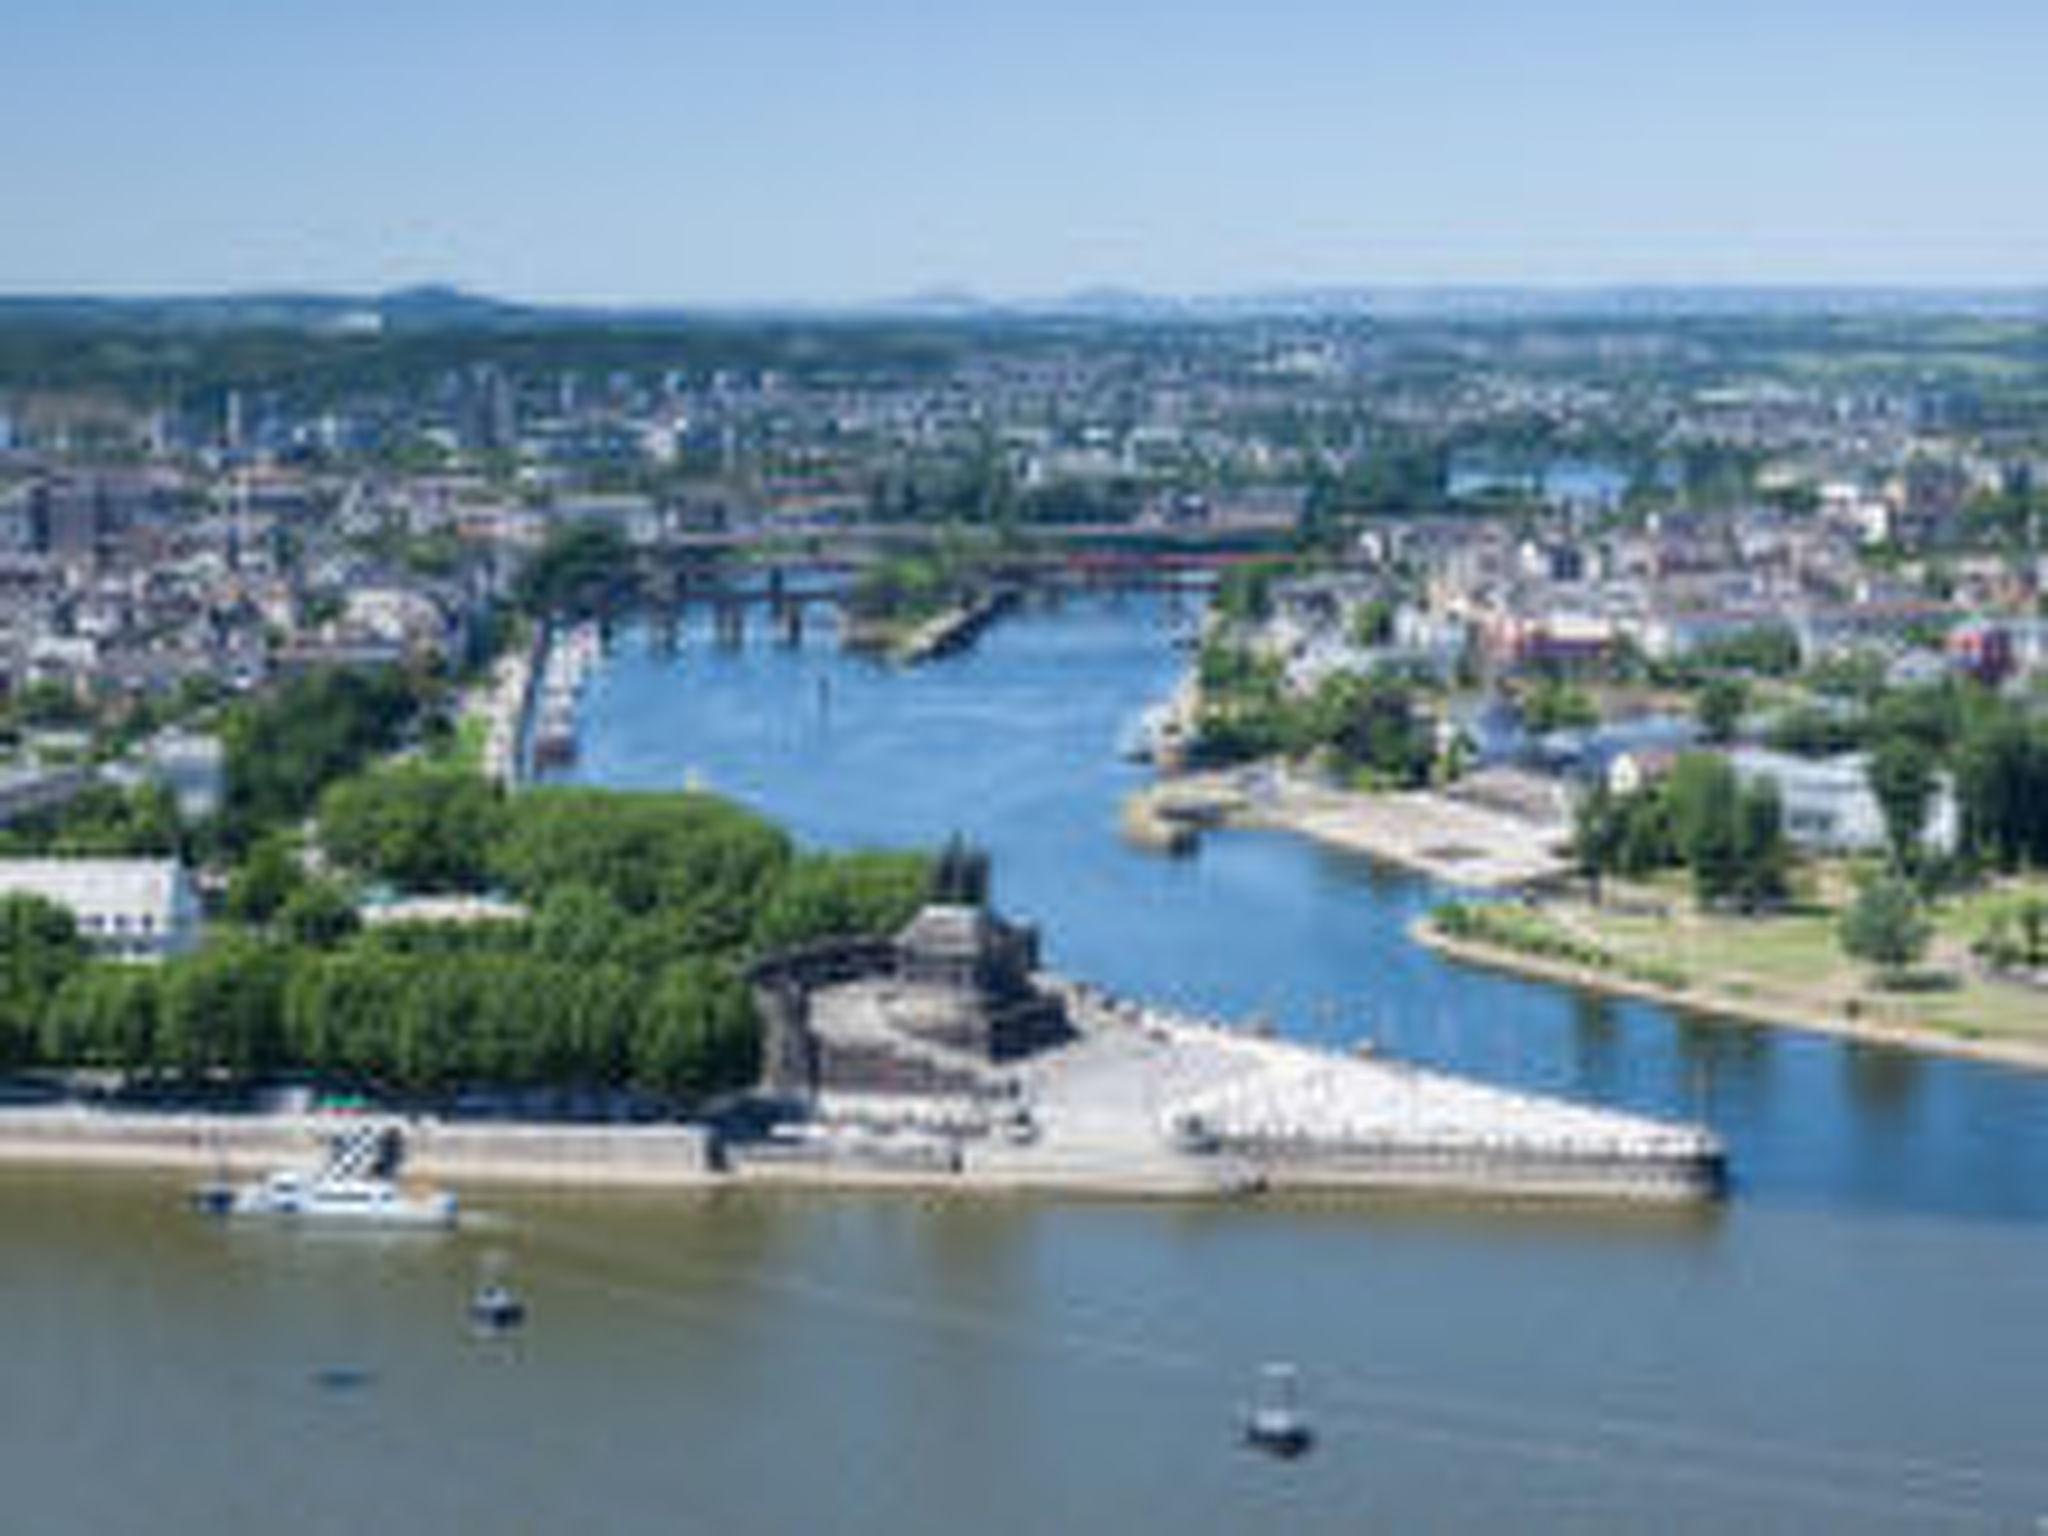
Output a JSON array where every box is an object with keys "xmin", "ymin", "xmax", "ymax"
[{"xmin": 7, "ymin": 594, "xmax": 2046, "ymax": 1533}]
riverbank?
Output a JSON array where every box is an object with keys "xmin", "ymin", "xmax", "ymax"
[
  {"xmin": 1123, "ymin": 765, "xmax": 1571, "ymax": 888},
  {"xmin": 0, "ymin": 968, "xmax": 1725, "ymax": 1205},
  {"xmin": 460, "ymin": 629, "xmax": 540, "ymax": 786},
  {"xmin": 1414, "ymin": 908, "xmax": 2048, "ymax": 1074}
]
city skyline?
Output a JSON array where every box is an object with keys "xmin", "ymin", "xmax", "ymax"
[{"xmin": 6, "ymin": 0, "xmax": 2046, "ymax": 305}]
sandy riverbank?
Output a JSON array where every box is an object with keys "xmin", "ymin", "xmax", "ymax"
[
  {"xmin": 1413, "ymin": 916, "xmax": 2048, "ymax": 1074},
  {"xmin": 1124, "ymin": 768, "xmax": 1570, "ymax": 888}
]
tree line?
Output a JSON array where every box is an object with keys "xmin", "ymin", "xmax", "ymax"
[
  {"xmin": 1575, "ymin": 753, "xmax": 1789, "ymax": 910},
  {"xmin": 1189, "ymin": 640, "xmax": 1437, "ymax": 785},
  {"xmin": 3, "ymin": 777, "xmax": 933, "ymax": 1103}
]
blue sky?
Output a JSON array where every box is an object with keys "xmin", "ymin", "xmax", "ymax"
[{"xmin": 4, "ymin": 0, "xmax": 2044, "ymax": 302}]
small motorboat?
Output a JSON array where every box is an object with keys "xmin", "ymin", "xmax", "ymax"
[
  {"xmin": 469, "ymin": 1251, "xmax": 527, "ymax": 1333},
  {"xmin": 469, "ymin": 1282, "xmax": 526, "ymax": 1333},
  {"xmin": 1242, "ymin": 1361, "xmax": 1316, "ymax": 1459}
]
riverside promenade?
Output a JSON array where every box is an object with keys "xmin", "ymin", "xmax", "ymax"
[
  {"xmin": 0, "ymin": 961, "xmax": 1721, "ymax": 1205},
  {"xmin": 1007, "ymin": 980, "xmax": 1724, "ymax": 1201},
  {"xmin": 730, "ymin": 976, "xmax": 1725, "ymax": 1203},
  {"xmin": 0, "ymin": 1108, "xmax": 718, "ymax": 1187},
  {"xmin": 0, "ymin": 996, "xmax": 1723, "ymax": 1203}
]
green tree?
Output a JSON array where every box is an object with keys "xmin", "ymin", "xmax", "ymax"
[
  {"xmin": 489, "ymin": 788, "xmax": 789, "ymax": 920},
  {"xmin": 1838, "ymin": 873, "xmax": 1932, "ymax": 981},
  {"xmin": 158, "ymin": 936, "xmax": 291, "ymax": 1079},
  {"xmin": 534, "ymin": 883, "xmax": 625, "ymax": 965},
  {"xmin": 226, "ymin": 834, "xmax": 304, "ymax": 925},
  {"xmin": 1522, "ymin": 679, "xmax": 1598, "ymax": 734},
  {"xmin": 2020, "ymin": 896, "xmax": 2048, "ymax": 969},
  {"xmin": 1732, "ymin": 778, "xmax": 1789, "ymax": 911},
  {"xmin": 280, "ymin": 881, "xmax": 361, "ymax": 950},
  {"xmin": 1350, "ymin": 598, "xmax": 1396, "ymax": 649},
  {"xmin": 221, "ymin": 665, "xmax": 430, "ymax": 850},
  {"xmin": 1868, "ymin": 735, "xmax": 1936, "ymax": 871},
  {"xmin": 1953, "ymin": 710, "xmax": 2048, "ymax": 871},
  {"xmin": 752, "ymin": 852, "xmax": 932, "ymax": 952},
  {"xmin": 514, "ymin": 522, "xmax": 637, "ymax": 618},
  {"xmin": 41, "ymin": 966, "xmax": 159, "ymax": 1072},
  {"xmin": 319, "ymin": 765, "xmax": 505, "ymax": 891},
  {"xmin": 632, "ymin": 959, "xmax": 756, "ymax": 1098},
  {"xmin": 1573, "ymin": 782, "xmax": 1622, "ymax": 903},
  {"xmin": 0, "ymin": 895, "xmax": 88, "ymax": 1068},
  {"xmin": 1668, "ymin": 753, "xmax": 1742, "ymax": 905},
  {"xmin": 1697, "ymin": 677, "xmax": 1748, "ymax": 745}
]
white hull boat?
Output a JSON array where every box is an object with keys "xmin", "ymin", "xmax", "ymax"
[
  {"xmin": 196, "ymin": 1169, "xmax": 458, "ymax": 1228},
  {"xmin": 192, "ymin": 1122, "xmax": 458, "ymax": 1228}
]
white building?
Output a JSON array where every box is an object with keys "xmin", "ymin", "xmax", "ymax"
[
  {"xmin": 1729, "ymin": 749, "xmax": 1957, "ymax": 857},
  {"xmin": 0, "ymin": 858, "xmax": 203, "ymax": 961}
]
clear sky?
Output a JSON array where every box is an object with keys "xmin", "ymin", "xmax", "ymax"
[{"xmin": 4, "ymin": 0, "xmax": 2044, "ymax": 304}]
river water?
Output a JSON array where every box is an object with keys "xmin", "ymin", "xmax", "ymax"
[{"xmin": 7, "ymin": 594, "xmax": 2047, "ymax": 1532}]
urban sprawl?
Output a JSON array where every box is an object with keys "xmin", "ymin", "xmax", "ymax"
[{"xmin": 3, "ymin": 294, "xmax": 2048, "ymax": 1154}]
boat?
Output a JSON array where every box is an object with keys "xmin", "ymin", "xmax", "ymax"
[
  {"xmin": 470, "ymin": 1281, "xmax": 526, "ymax": 1332},
  {"xmin": 191, "ymin": 1123, "xmax": 457, "ymax": 1229},
  {"xmin": 469, "ymin": 1252, "xmax": 527, "ymax": 1333},
  {"xmin": 1242, "ymin": 1362, "xmax": 1315, "ymax": 1458}
]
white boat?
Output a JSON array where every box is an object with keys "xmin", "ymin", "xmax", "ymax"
[
  {"xmin": 192, "ymin": 1123, "xmax": 458, "ymax": 1229},
  {"xmin": 200, "ymin": 1168, "xmax": 457, "ymax": 1227}
]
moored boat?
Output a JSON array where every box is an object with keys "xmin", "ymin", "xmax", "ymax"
[{"xmin": 191, "ymin": 1123, "xmax": 457, "ymax": 1229}]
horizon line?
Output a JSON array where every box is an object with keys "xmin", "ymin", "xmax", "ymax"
[{"xmin": 2, "ymin": 277, "xmax": 2047, "ymax": 314}]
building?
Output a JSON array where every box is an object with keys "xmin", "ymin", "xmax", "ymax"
[
  {"xmin": 1947, "ymin": 623, "xmax": 2015, "ymax": 687},
  {"xmin": 1728, "ymin": 749, "xmax": 1957, "ymax": 857},
  {"xmin": 0, "ymin": 766, "xmax": 97, "ymax": 828},
  {"xmin": 0, "ymin": 858, "xmax": 203, "ymax": 961}
]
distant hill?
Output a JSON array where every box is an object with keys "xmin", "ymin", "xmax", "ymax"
[
  {"xmin": 0, "ymin": 282, "xmax": 2042, "ymax": 333},
  {"xmin": 0, "ymin": 285, "xmax": 547, "ymax": 334}
]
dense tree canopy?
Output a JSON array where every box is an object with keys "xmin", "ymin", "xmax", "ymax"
[
  {"xmin": 320, "ymin": 766, "xmax": 505, "ymax": 892},
  {"xmin": 6, "ymin": 776, "xmax": 935, "ymax": 1106},
  {"xmin": 514, "ymin": 523, "xmax": 638, "ymax": 618},
  {"xmin": 221, "ymin": 666, "xmax": 436, "ymax": 849},
  {"xmin": 1575, "ymin": 752, "xmax": 1786, "ymax": 910},
  {"xmin": 0, "ymin": 896, "xmax": 88, "ymax": 1069}
]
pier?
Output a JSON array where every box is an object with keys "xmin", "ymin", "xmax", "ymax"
[
  {"xmin": 528, "ymin": 621, "xmax": 602, "ymax": 775},
  {"xmin": 843, "ymin": 587, "xmax": 1022, "ymax": 664},
  {"xmin": 471, "ymin": 632, "xmax": 541, "ymax": 787}
]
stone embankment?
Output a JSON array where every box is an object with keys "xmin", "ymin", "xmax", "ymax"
[
  {"xmin": 1028, "ymin": 981, "xmax": 1724, "ymax": 1201},
  {"xmin": 0, "ymin": 1108, "xmax": 717, "ymax": 1187}
]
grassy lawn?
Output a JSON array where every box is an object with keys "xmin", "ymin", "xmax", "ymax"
[{"xmin": 1551, "ymin": 869, "xmax": 2048, "ymax": 1051}]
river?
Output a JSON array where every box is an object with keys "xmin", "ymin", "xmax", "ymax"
[{"xmin": 5, "ymin": 593, "xmax": 2046, "ymax": 1532}]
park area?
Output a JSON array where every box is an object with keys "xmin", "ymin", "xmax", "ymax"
[{"xmin": 1426, "ymin": 870, "xmax": 2048, "ymax": 1068}]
